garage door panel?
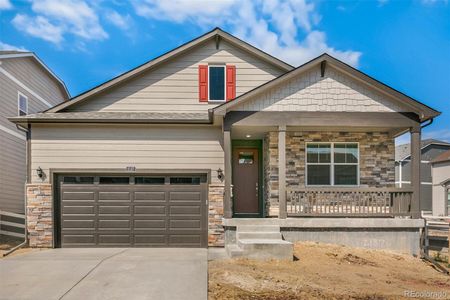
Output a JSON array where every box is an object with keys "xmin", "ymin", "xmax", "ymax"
[
  {"xmin": 98, "ymin": 205, "xmax": 131, "ymax": 215},
  {"xmin": 98, "ymin": 220, "xmax": 131, "ymax": 230},
  {"xmin": 170, "ymin": 219, "xmax": 201, "ymax": 229},
  {"xmin": 135, "ymin": 235, "xmax": 167, "ymax": 246},
  {"xmin": 170, "ymin": 205, "xmax": 201, "ymax": 215},
  {"xmin": 62, "ymin": 220, "xmax": 95, "ymax": 229},
  {"xmin": 62, "ymin": 191, "xmax": 95, "ymax": 201},
  {"xmin": 63, "ymin": 235, "xmax": 96, "ymax": 245},
  {"xmin": 134, "ymin": 219, "xmax": 166, "ymax": 229},
  {"xmin": 62, "ymin": 205, "xmax": 95, "ymax": 215},
  {"xmin": 59, "ymin": 175, "xmax": 207, "ymax": 248},
  {"xmin": 134, "ymin": 191, "xmax": 166, "ymax": 201}
]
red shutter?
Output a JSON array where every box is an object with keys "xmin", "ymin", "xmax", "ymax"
[
  {"xmin": 198, "ymin": 65, "xmax": 208, "ymax": 102},
  {"xmin": 226, "ymin": 65, "xmax": 236, "ymax": 101}
]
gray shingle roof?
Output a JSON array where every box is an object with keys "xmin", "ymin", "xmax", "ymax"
[
  {"xmin": 395, "ymin": 139, "xmax": 450, "ymax": 161},
  {"xmin": 9, "ymin": 111, "xmax": 212, "ymax": 124}
]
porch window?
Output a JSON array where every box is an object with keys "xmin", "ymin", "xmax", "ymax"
[{"xmin": 306, "ymin": 143, "xmax": 359, "ymax": 186}]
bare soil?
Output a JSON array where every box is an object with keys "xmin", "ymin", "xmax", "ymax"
[{"xmin": 208, "ymin": 242, "xmax": 450, "ymax": 300}]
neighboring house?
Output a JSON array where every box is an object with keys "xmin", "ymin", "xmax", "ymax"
[
  {"xmin": 431, "ymin": 150, "xmax": 450, "ymax": 216},
  {"xmin": 395, "ymin": 139, "xmax": 450, "ymax": 212},
  {"xmin": 0, "ymin": 51, "xmax": 69, "ymax": 216},
  {"xmin": 9, "ymin": 28, "xmax": 440, "ymax": 255}
]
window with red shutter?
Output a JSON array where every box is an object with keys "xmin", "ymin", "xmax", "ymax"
[
  {"xmin": 226, "ymin": 65, "xmax": 236, "ymax": 101},
  {"xmin": 198, "ymin": 65, "xmax": 208, "ymax": 102}
]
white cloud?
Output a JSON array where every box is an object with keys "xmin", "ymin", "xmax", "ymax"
[
  {"xmin": 0, "ymin": 0, "xmax": 12, "ymax": 10},
  {"xmin": 105, "ymin": 10, "xmax": 132, "ymax": 30},
  {"xmin": 13, "ymin": 0, "xmax": 107, "ymax": 45},
  {"xmin": 423, "ymin": 129, "xmax": 450, "ymax": 142},
  {"xmin": 12, "ymin": 14, "xmax": 64, "ymax": 44},
  {"xmin": 132, "ymin": 0, "xmax": 361, "ymax": 67},
  {"xmin": 0, "ymin": 41, "xmax": 28, "ymax": 51}
]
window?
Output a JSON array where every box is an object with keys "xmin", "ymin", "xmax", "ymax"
[
  {"xmin": 63, "ymin": 176, "xmax": 94, "ymax": 184},
  {"xmin": 18, "ymin": 92, "xmax": 28, "ymax": 116},
  {"xmin": 170, "ymin": 177, "xmax": 201, "ymax": 185},
  {"xmin": 306, "ymin": 143, "xmax": 359, "ymax": 186},
  {"xmin": 208, "ymin": 66, "xmax": 225, "ymax": 101},
  {"xmin": 238, "ymin": 152, "xmax": 254, "ymax": 164},
  {"xmin": 99, "ymin": 177, "xmax": 130, "ymax": 184},
  {"xmin": 135, "ymin": 177, "xmax": 165, "ymax": 185}
]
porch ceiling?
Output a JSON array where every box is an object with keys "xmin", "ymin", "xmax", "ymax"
[{"xmin": 225, "ymin": 111, "xmax": 418, "ymax": 137}]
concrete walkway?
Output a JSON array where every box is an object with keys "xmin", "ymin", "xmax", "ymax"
[{"xmin": 0, "ymin": 248, "xmax": 207, "ymax": 300}]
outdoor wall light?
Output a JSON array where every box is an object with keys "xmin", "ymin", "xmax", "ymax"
[
  {"xmin": 217, "ymin": 168, "xmax": 224, "ymax": 181},
  {"xmin": 36, "ymin": 167, "xmax": 44, "ymax": 179}
]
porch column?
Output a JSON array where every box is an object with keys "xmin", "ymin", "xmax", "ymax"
[
  {"xmin": 410, "ymin": 126, "xmax": 421, "ymax": 218},
  {"xmin": 278, "ymin": 125, "xmax": 287, "ymax": 219},
  {"xmin": 223, "ymin": 130, "xmax": 233, "ymax": 218}
]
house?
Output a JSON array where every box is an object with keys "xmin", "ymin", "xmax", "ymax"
[
  {"xmin": 431, "ymin": 150, "xmax": 450, "ymax": 216},
  {"xmin": 395, "ymin": 139, "xmax": 450, "ymax": 212},
  {"xmin": 0, "ymin": 51, "xmax": 69, "ymax": 239},
  {"xmin": 9, "ymin": 28, "xmax": 440, "ymax": 255}
]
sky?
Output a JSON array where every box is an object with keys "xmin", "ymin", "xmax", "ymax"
[{"xmin": 0, "ymin": 0, "xmax": 449, "ymax": 144}]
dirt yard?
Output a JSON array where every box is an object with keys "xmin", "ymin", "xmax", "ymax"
[{"xmin": 209, "ymin": 242, "xmax": 450, "ymax": 300}]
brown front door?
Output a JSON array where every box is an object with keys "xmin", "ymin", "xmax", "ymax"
[{"xmin": 232, "ymin": 147, "xmax": 260, "ymax": 215}]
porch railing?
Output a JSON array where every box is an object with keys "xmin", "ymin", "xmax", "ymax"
[{"xmin": 287, "ymin": 188, "xmax": 413, "ymax": 217}]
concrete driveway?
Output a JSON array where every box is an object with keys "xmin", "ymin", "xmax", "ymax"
[{"xmin": 0, "ymin": 248, "xmax": 207, "ymax": 300}]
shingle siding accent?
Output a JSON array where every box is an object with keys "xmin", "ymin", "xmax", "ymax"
[
  {"xmin": 235, "ymin": 67, "xmax": 403, "ymax": 113},
  {"xmin": 264, "ymin": 131, "xmax": 395, "ymax": 217}
]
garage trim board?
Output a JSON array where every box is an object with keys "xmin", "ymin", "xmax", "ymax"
[{"xmin": 54, "ymin": 174, "xmax": 208, "ymax": 248}]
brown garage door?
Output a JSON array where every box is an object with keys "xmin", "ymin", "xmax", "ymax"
[{"xmin": 58, "ymin": 175, "xmax": 208, "ymax": 248}]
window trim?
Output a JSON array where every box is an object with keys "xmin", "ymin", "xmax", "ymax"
[
  {"xmin": 207, "ymin": 64, "xmax": 226, "ymax": 102},
  {"xmin": 305, "ymin": 142, "xmax": 360, "ymax": 187},
  {"xmin": 17, "ymin": 92, "xmax": 28, "ymax": 116}
]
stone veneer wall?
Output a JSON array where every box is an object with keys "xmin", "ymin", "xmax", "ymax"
[
  {"xmin": 264, "ymin": 131, "xmax": 395, "ymax": 216},
  {"xmin": 208, "ymin": 184, "xmax": 225, "ymax": 247},
  {"xmin": 26, "ymin": 184, "xmax": 53, "ymax": 248}
]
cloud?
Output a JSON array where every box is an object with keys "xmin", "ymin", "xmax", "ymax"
[
  {"xmin": 105, "ymin": 10, "xmax": 132, "ymax": 30},
  {"xmin": 423, "ymin": 129, "xmax": 450, "ymax": 142},
  {"xmin": 0, "ymin": 0, "xmax": 12, "ymax": 10},
  {"xmin": 132, "ymin": 0, "xmax": 361, "ymax": 67},
  {"xmin": 12, "ymin": 14, "xmax": 64, "ymax": 44},
  {"xmin": 12, "ymin": 0, "xmax": 107, "ymax": 45},
  {"xmin": 0, "ymin": 41, "xmax": 28, "ymax": 51}
]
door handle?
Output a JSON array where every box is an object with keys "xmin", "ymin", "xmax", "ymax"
[{"xmin": 255, "ymin": 182, "xmax": 258, "ymax": 197}]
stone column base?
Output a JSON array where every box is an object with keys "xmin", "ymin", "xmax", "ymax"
[
  {"xmin": 26, "ymin": 184, "xmax": 53, "ymax": 248},
  {"xmin": 208, "ymin": 184, "xmax": 224, "ymax": 247}
]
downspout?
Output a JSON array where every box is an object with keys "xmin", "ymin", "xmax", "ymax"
[{"xmin": 2, "ymin": 124, "xmax": 29, "ymax": 257}]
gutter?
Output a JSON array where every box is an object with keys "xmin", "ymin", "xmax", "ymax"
[{"xmin": 2, "ymin": 125, "xmax": 29, "ymax": 257}]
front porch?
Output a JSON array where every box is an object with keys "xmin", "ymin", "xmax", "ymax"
[{"xmin": 222, "ymin": 112, "xmax": 422, "ymax": 220}]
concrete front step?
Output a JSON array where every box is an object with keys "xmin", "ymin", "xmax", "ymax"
[
  {"xmin": 237, "ymin": 225, "xmax": 281, "ymax": 233},
  {"xmin": 237, "ymin": 239, "xmax": 293, "ymax": 260},
  {"xmin": 225, "ymin": 244, "xmax": 244, "ymax": 258},
  {"xmin": 237, "ymin": 232, "xmax": 282, "ymax": 240}
]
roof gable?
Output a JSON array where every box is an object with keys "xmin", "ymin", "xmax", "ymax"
[
  {"xmin": 214, "ymin": 54, "xmax": 440, "ymax": 122},
  {"xmin": 0, "ymin": 51, "xmax": 70, "ymax": 98},
  {"xmin": 47, "ymin": 28, "xmax": 293, "ymax": 113}
]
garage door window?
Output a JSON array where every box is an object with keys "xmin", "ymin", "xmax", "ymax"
[
  {"xmin": 99, "ymin": 177, "xmax": 130, "ymax": 184},
  {"xmin": 170, "ymin": 177, "xmax": 201, "ymax": 185},
  {"xmin": 135, "ymin": 177, "xmax": 165, "ymax": 185},
  {"xmin": 63, "ymin": 176, "xmax": 94, "ymax": 184}
]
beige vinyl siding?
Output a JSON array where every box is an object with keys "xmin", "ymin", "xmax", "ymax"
[
  {"xmin": 0, "ymin": 130, "xmax": 26, "ymax": 213},
  {"xmin": 68, "ymin": 40, "xmax": 284, "ymax": 113},
  {"xmin": 30, "ymin": 124, "xmax": 225, "ymax": 184},
  {"xmin": 234, "ymin": 66, "xmax": 404, "ymax": 112},
  {"xmin": 1, "ymin": 57, "xmax": 67, "ymax": 106}
]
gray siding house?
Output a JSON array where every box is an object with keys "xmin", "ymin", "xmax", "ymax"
[
  {"xmin": 395, "ymin": 139, "xmax": 450, "ymax": 212},
  {"xmin": 0, "ymin": 51, "xmax": 69, "ymax": 217},
  {"xmin": 431, "ymin": 150, "xmax": 450, "ymax": 216},
  {"xmin": 9, "ymin": 29, "xmax": 440, "ymax": 255}
]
